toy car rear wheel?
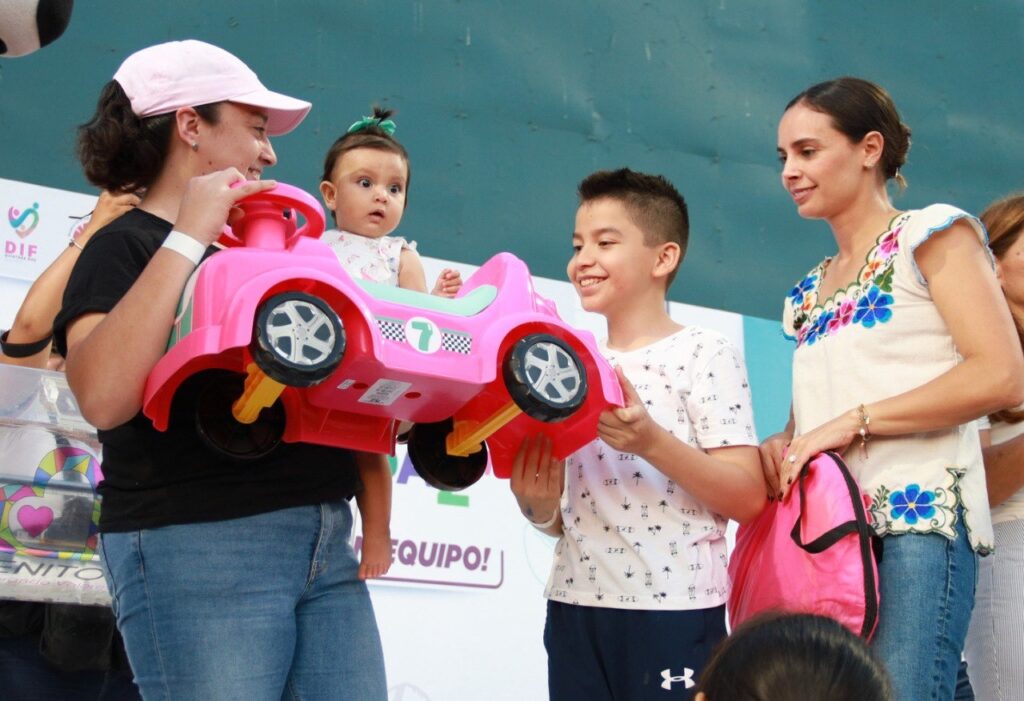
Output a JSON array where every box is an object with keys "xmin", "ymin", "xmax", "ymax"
[
  {"xmin": 503, "ymin": 334, "xmax": 587, "ymax": 422},
  {"xmin": 252, "ymin": 291, "xmax": 344, "ymax": 387},
  {"xmin": 408, "ymin": 418, "xmax": 488, "ymax": 491},
  {"xmin": 195, "ymin": 372, "xmax": 285, "ymax": 460}
]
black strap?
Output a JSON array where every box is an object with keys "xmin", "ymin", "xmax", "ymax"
[
  {"xmin": 0, "ymin": 329, "xmax": 53, "ymax": 358},
  {"xmin": 788, "ymin": 450, "xmax": 880, "ymax": 637}
]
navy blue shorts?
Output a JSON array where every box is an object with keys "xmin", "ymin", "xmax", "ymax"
[{"xmin": 544, "ymin": 601, "xmax": 726, "ymax": 701}]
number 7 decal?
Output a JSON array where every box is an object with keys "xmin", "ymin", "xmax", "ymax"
[{"xmin": 404, "ymin": 316, "xmax": 442, "ymax": 354}]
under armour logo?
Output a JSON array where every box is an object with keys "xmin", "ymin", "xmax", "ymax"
[{"xmin": 660, "ymin": 667, "xmax": 695, "ymax": 690}]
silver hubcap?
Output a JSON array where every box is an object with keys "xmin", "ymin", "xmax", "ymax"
[
  {"xmin": 523, "ymin": 342, "xmax": 581, "ymax": 404},
  {"xmin": 265, "ymin": 299, "xmax": 337, "ymax": 365}
]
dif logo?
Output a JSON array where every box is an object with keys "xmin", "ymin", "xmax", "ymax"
[{"xmin": 5, "ymin": 201, "xmax": 41, "ymax": 261}]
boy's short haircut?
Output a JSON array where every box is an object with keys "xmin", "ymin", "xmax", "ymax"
[{"xmin": 577, "ymin": 168, "xmax": 689, "ymax": 286}]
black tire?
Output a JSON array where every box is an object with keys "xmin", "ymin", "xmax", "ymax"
[
  {"xmin": 503, "ymin": 333, "xmax": 587, "ymax": 422},
  {"xmin": 194, "ymin": 372, "xmax": 285, "ymax": 460},
  {"xmin": 407, "ymin": 419, "xmax": 488, "ymax": 491},
  {"xmin": 252, "ymin": 291, "xmax": 344, "ymax": 387}
]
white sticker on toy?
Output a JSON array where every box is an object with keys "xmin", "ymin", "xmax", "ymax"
[
  {"xmin": 337, "ymin": 378, "xmax": 356, "ymax": 390},
  {"xmin": 404, "ymin": 316, "xmax": 443, "ymax": 354},
  {"xmin": 359, "ymin": 379, "xmax": 413, "ymax": 406}
]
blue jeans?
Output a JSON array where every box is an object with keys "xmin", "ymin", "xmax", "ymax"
[
  {"xmin": 101, "ymin": 500, "xmax": 386, "ymax": 701},
  {"xmin": 872, "ymin": 514, "xmax": 978, "ymax": 701}
]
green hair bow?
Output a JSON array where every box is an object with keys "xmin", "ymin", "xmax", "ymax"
[{"xmin": 347, "ymin": 115, "xmax": 397, "ymax": 136}]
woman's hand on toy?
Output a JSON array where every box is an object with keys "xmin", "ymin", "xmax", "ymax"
[
  {"xmin": 510, "ymin": 434, "xmax": 564, "ymax": 529},
  {"xmin": 597, "ymin": 366, "xmax": 661, "ymax": 457},
  {"xmin": 432, "ymin": 268, "xmax": 463, "ymax": 298},
  {"xmin": 175, "ymin": 168, "xmax": 276, "ymax": 246},
  {"xmin": 778, "ymin": 409, "xmax": 859, "ymax": 498}
]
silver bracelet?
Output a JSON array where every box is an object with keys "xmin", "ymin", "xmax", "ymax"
[
  {"xmin": 161, "ymin": 230, "xmax": 207, "ymax": 265},
  {"xmin": 528, "ymin": 508, "xmax": 560, "ymax": 530}
]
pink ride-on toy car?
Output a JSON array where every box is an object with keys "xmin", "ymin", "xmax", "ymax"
[{"xmin": 143, "ymin": 184, "xmax": 622, "ymax": 490}]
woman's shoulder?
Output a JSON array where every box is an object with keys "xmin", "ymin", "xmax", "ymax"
[
  {"xmin": 893, "ymin": 204, "xmax": 987, "ymax": 286},
  {"xmin": 896, "ymin": 204, "xmax": 984, "ymax": 254},
  {"xmin": 898, "ymin": 204, "xmax": 981, "ymax": 240}
]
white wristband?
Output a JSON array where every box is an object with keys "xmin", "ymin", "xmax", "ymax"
[
  {"xmin": 528, "ymin": 508, "xmax": 560, "ymax": 530},
  {"xmin": 161, "ymin": 230, "xmax": 207, "ymax": 265}
]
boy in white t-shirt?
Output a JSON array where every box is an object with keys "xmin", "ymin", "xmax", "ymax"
[{"xmin": 511, "ymin": 168, "xmax": 767, "ymax": 700}]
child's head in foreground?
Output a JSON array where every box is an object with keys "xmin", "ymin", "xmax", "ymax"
[
  {"xmin": 569, "ymin": 168, "xmax": 689, "ymax": 314},
  {"xmin": 319, "ymin": 106, "xmax": 410, "ymax": 238},
  {"xmin": 696, "ymin": 612, "xmax": 892, "ymax": 701}
]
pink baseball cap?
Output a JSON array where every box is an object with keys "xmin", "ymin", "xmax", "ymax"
[{"xmin": 112, "ymin": 40, "xmax": 311, "ymax": 136}]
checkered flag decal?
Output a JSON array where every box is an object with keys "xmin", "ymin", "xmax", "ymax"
[
  {"xmin": 374, "ymin": 317, "xmax": 472, "ymax": 355},
  {"xmin": 376, "ymin": 317, "xmax": 406, "ymax": 342},
  {"xmin": 442, "ymin": 331, "xmax": 472, "ymax": 355}
]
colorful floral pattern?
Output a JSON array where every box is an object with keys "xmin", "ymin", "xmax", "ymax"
[
  {"xmin": 787, "ymin": 218, "xmax": 908, "ymax": 347},
  {"xmin": 867, "ymin": 470, "xmax": 963, "ymax": 539},
  {"xmin": 888, "ymin": 484, "xmax": 936, "ymax": 525},
  {"xmin": 853, "ymin": 287, "xmax": 894, "ymax": 328}
]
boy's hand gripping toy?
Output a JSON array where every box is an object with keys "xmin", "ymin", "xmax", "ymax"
[{"xmin": 143, "ymin": 183, "xmax": 623, "ymax": 490}]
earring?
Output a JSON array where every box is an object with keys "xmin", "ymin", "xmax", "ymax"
[{"xmin": 191, "ymin": 142, "xmax": 199, "ymax": 152}]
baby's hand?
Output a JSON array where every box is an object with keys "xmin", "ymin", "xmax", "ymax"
[
  {"xmin": 358, "ymin": 530, "xmax": 393, "ymax": 580},
  {"xmin": 432, "ymin": 268, "xmax": 463, "ymax": 298}
]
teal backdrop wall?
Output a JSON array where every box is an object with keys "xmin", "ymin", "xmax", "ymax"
[{"xmin": 1, "ymin": 0, "xmax": 1022, "ymax": 320}]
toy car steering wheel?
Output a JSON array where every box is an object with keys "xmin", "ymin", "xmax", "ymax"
[{"xmin": 218, "ymin": 182, "xmax": 326, "ymax": 248}]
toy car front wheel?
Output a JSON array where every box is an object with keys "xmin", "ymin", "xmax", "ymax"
[
  {"xmin": 408, "ymin": 419, "xmax": 488, "ymax": 491},
  {"xmin": 252, "ymin": 291, "xmax": 344, "ymax": 387},
  {"xmin": 503, "ymin": 334, "xmax": 587, "ymax": 422}
]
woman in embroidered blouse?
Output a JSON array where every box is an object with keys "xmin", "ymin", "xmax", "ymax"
[
  {"xmin": 963, "ymin": 193, "xmax": 1024, "ymax": 700},
  {"xmin": 761, "ymin": 77, "xmax": 1024, "ymax": 700}
]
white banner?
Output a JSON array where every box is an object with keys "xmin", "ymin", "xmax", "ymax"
[{"xmin": 0, "ymin": 177, "xmax": 97, "ymax": 284}]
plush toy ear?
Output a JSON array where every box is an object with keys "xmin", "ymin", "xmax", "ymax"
[{"xmin": 0, "ymin": 0, "xmax": 74, "ymax": 58}]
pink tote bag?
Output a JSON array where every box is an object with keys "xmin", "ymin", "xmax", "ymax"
[{"xmin": 728, "ymin": 450, "xmax": 880, "ymax": 639}]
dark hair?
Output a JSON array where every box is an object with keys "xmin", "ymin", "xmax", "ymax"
[
  {"xmin": 786, "ymin": 77, "xmax": 912, "ymax": 190},
  {"xmin": 77, "ymin": 81, "xmax": 221, "ymax": 193},
  {"xmin": 696, "ymin": 613, "xmax": 892, "ymax": 701},
  {"xmin": 983, "ymin": 193, "xmax": 1024, "ymax": 424},
  {"xmin": 320, "ymin": 106, "xmax": 410, "ymax": 222},
  {"xmin": 577, "ymin": 168, "xmax": 689, "ymax": 286}
]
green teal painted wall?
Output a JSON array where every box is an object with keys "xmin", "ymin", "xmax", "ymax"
[
  {"xmin": 2, "ymin": 1, "xmax": 1021, "ymax": 319},
  {"xmin": 743, "ymin": 315, "xmax": 792, "ymax": 437}
]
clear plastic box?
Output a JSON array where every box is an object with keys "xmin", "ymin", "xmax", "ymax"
[{"xmin": 0, "ymin": 364, "xmax": 109, "ymax": 605}]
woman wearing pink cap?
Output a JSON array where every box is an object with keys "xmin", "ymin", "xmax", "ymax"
[{"xmin": 52, "ymin": 40, "xmax": 387, "ymax": 700}]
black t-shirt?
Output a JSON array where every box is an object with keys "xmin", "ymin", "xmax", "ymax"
[{"xmin": 52, "ymin": 208, "xmax": 359, "ymax": 532}]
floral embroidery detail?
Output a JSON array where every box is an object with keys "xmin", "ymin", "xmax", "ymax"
[
  {"xmin": 788, "ymin": 274, "xmax": 818, "ymax": 309},
  {"xmin": 806, "ymin": 309, "xmax": 834, "ymax": 346},
  {"xmin": 828, "ymin": 298, "xmax": 856, "ymax": 334},
  {"xmin": 853, "ymin": 286, "xmax": 894, "ymax": 328},
  {"xmin": 868, "ymin": 469, "xmax": 962, "ymax": 539},
  {"xmin": 874, "ymin": 266, "xmax": 894, "ymax": 293},
  {"xmin": 888, "ymin": 484, "xmax": 936, "ymax": 525},
  {"xmin": 787, "ymin": 216, "xmax": 910, "ymax": 347},
  {"xmin": 879, "ymin": 227, "xmax": 901, "ymax": 258}
]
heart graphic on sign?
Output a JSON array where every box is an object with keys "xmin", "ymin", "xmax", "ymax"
[
  {"xmin": 16, "ymin": 505, "xmax": 54, "ymax": 538},
  {"xmin": 1, "ymin": 446, "xmax": 103, "ymax": 560}
]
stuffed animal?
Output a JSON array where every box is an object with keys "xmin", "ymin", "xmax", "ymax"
[{"xmin": 0, "ymin": 0, "xmax": 74, "ymax": 57}]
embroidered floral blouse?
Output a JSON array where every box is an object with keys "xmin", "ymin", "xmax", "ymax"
[{"xmin": 783, "ymin": 204, "xmax": 994, "ymax": 553}]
